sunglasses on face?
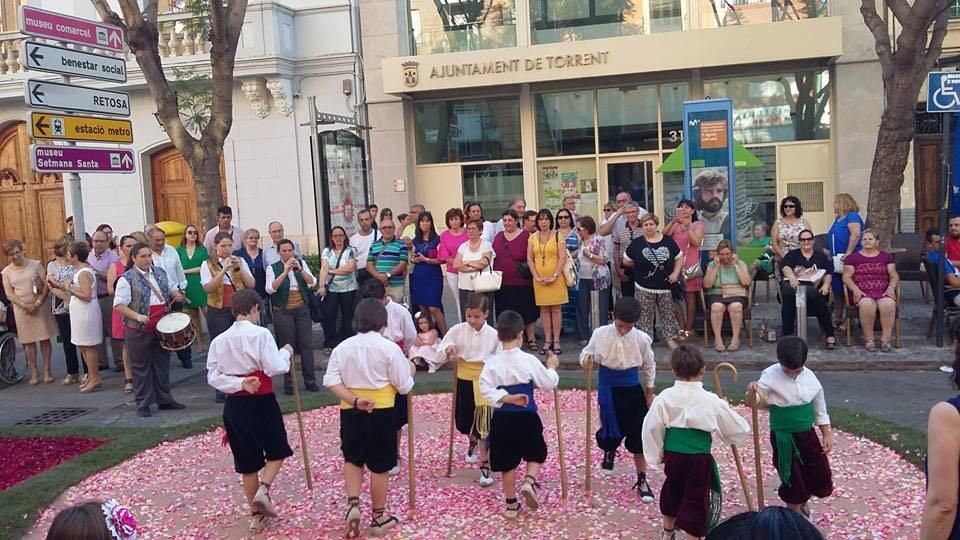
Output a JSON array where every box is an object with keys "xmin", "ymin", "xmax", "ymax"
[
  {"xmin": 783, "ymin": 204, "xmax": 796, "ymax": 209},
  {"xmin": 186, "ymin": 230, "xmax": 197, "ymax": 235},
  {"xmin": 558, "ymin": 215, "xmax": 570, "ymax": 219},
  {"xmin": 799, "ymin": 237, "xmax": 814, "ymax": 242},
  {"xmin": 603, "ymin": 208, "xmax": 613, "ymax": 212}
]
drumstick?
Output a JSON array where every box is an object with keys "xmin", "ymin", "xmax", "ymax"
[
  {"xmin": 288, "ymin": 355, "xmax": 313, "ymax": 491},
  {"xmin": 407, "ymin": 391, "xmax": 416, "ymax": 517},
  {"xmin": 712, "ymin": 363, "xmax": 754, "ymax": 511},
  {"xmin": 445, "ymin": 359, "xmax": 459, "ymax": 478}
]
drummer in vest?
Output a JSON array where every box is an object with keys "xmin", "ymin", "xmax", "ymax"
[
  {"xmin": 113, "ymin": 243, "xmax": 188, "ymax": 418},
  {"xmin": 202, "ymin": 231, "xmax": 256, "ymax": 403},
  {"xmin": 265, "ymin": 239, "xmax": 319, "ymax": 396}
]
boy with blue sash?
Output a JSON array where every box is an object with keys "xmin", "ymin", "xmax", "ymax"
[
  {"xmin": 323, "ymin": 298, "xmax": 416, "ymax": 538},
  {"xmin": 580, "ymin": 297, "xmax": 657, "ymax": 502},
  {"xmin": 642, "ymin": 345, "xmax": 750, "ymax": 540},
  {"xmin": 479, "ymin": 310, "xmax": 560, "ymax": 519},
  {"xmin": 747, "ymin": 336, "xmax": 833, "ymax": 521}
]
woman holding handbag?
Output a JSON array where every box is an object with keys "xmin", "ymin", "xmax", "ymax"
[
  {"xmin": 410, "ymin": 212, "xmax": 447, "ymax": 335},
  {"xmin": 574, "ymin": 216, "xmax": 611, "ymax": 345},
  {"xmin": 527, "ymin": 209, "xmax": 568, "ymax": 355},
  {"xmin": 663, "ymin": 199, "xmax": 703, "ymax": 340},
  {"xmin": 493, "ymin": 209, "xmax": 538, "ymax": 349},
  {"xmin": 454, "ymin": 219, "xmax": 496, "ymax": 325}
]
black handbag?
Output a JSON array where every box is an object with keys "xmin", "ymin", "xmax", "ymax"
[{"xmin": 502, "ymin": 234, "xmax": 533, "ymax": 279}]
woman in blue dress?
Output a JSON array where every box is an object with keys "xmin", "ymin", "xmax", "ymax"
[
  {"xmin": 410, "ymin": 211, "xmax": 447, "ymax": 335},
  {"xmin": 827, "ymin": 193, "xmax": 863, "ymax": 326}
]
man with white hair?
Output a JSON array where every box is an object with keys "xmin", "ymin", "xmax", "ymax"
[{"xmin": 599, "ymin": 191, "xmax": 646, "ymax": 237}]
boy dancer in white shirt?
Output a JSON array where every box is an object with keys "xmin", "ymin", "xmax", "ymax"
[
  {"xmin": 580, "ymin": 297, "xmax": 656, "ymax": 502},
  {"xmin": 479, "ymin": 310, "xmax": 560, "ymax": 519},
  {"xmin": 747, "ymin": 335, "xmax": 833, "ymax": 521},
  {"xmin": 323, "ymin": 298, "xmax": 416, "ymax": 538},
  {"xmin": 206, "ymin": 289, "xmax": 294, "ymax": 533}
]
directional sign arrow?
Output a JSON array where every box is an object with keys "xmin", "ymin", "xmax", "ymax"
[
  {"xmin": 30, "ymin": 84, "xmax": 44, "ymax": 103},
  {"xmin": 28, "ymin": 45, "xmax": 42, "ymax": 65},
  {"xmin": 33, "ymin": 115, "xmax": 49, "ymax": 136},
  {"xmin": 109, "ymin": 31, "xmax": 122, "ymax": 49},
  {"xmin": 21, "ymin": 41, "xmax": 127, "ymax": 83},
  {"xmin": 120, "ymin": 153, "xmax": 133, "ymax": 168},
  {"xmin": 24, "ymin": 79, "xmax": 130, "ymax": 117}
]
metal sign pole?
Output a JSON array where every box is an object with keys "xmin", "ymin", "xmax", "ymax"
[
  {"xmin": 308, "ymin": 96, "xmax": 328, "ymax": 250},
  {"xmin": 796, "ymin": 284, "xmax": 807, "ymax": 341},
  {"xmin": 60, "ymin": 70, "xmax": 85, "ymax": 239},
  {"xmin": 937, "ymin": 112, "xmax": 951, "ymax": 347}
]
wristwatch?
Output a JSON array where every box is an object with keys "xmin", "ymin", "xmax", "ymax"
[{"xmin": 385, "ymin": 271, "xmax": 392, "ymax": 278}]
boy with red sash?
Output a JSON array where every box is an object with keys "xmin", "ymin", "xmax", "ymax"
[
  {"xmin": 324, "ymin": 298, "xmax": 416, "ymax": 538},
  {"xmin": 206, "ymin": 289, "xmax": 294, "ymax": 533},
  {"xmin": 642, "ymin": 345, "xmax": 750, "ymax": 540},
  {"xmin": 747, "ymin": 336, "xmax": 833, "ymax": 521}
]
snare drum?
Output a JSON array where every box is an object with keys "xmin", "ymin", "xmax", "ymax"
[{"xmin": 156, "ymin": 312, "xmax": 196, "ymax": 351}]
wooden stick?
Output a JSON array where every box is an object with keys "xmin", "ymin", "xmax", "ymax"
[
  {"xmin": 713, "ymin": 362, "xmax": 754, "ymax": 511},
  {"xmin": 584, "ymin": 356, "xmax": 593, "ymax": 497},
  {"xmin": 407, "ymin": 391, "xmax": 416, "ymax": 514},
  {"xmin": 287, "ymin": 355, "xmax": 313, "ymax": 491},
  {"xmin": 553, "ymin": 388, "xmax": 569, "ymax": 505},
  {"xmin": 445, "ymin": 360, "xmax": 459, "ymax": 478},
  {"xmin": 752, "ymin": 402, "xmax": 765, "ymax": 510}
]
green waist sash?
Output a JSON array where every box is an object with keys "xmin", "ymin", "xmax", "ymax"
[
  {"xmin": 664, "ymin": 428, "xmax": 722, "ymax": 531},
  {"xmin": 769, "ymin": 402, "xmax": 815, "ymax": 487}
]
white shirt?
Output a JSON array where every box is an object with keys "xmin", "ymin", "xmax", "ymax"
[
  {"xmin": 457, "ymin": 239, "xmax": 495, "ymax": 290},
  {"xmin": 200, "ymin": 257, "xmax": 252, "ymax": 286},
  {"xmin": 481, "ymin": 221, "xmax": 496, "ymax": 244},
  {"xmin": 579, "ymin": 325, "xmax": 656, "ymax": 388},
  {"xmin": 436, "ymin": 322, "xmax": 500, "ymax": 366},
  {"xmin": 151, "ymin": 244, "xmax": 187, "ymax": 290},
  {"xmin": 265, "ymin": 262, "xmax": 316, "ymax": 294},
  {"xmin": 383, "ymin": 299, "xmax": 416, "ymax": 352},
  {"xmin": 206, "ymin": 320, "xmax": 291, "ymax": 394},
  {"xmin": 757, "ymin": 364, "xmax": 830, "ymax": 426},
  {"xmin": 350, "ymin": 229, "xmax": 381, "ymax": 267},
  {"xmin": 323, "ymin": 331, "xmax": 415, "ymax": 394},
  {"xmin": 601, "ymin": 213, "xmax": 618, "ymax": 262},
  {"xmin": 204, "ymin": 225, "xmax": 245, "ymax": 253},
  {"xmin": 641, "ymin": 380, "xmax": 751, "ymax": 468},
  {"xmin": 263, "ymin": 240, "xmax": 303, "ymax": 266},
  {"xmin": 479, "ymin": 348, "xmax": 559, "ymax": 408},
  {"xmin": 113, "ymin": 266, "xmax": 177, "ymax": 307}
]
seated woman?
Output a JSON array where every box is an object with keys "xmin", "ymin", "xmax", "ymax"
[
  {"xmin": 780, "ymin": 229, "xmax": 837, "ymax": 350},
  {"xmin": 703, "ymin": 240, "xmax": 751, "ymax": 352},
  {"xmin": 841, "ymin": 229, "xmax": 899, "ymax": 353}
]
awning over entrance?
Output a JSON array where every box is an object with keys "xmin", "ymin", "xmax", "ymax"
[{"xmin": 657, "ymin": 141, "xmax": 764, "ymax": 173}]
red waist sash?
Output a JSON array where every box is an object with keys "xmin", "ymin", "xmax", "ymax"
[
  {"xmin": 228, "ymin": 370, "xmax": 273, "ymax": 397},
  {"xmin": 126, "ymin": 304, "xmax": 167, "ymax": 333}
]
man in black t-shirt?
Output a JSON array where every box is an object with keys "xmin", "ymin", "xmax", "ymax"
[{"xmin": 779, "ymin": 231, "xmax": 837, "ymax": 348}]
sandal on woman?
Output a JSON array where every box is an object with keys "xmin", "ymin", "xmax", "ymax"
[
  {"xmin": 727, "ymin": 340, "xmax": 740, "ymax": 352},
  {"xmin": 553, "ymin": 346, "xmax": 562, "ymax": 355},
  {"xmin": 825, "ymin": 339, "xmax": 836, "ymax": 351},
  {"xmin": 880, "ymin": 341, "xmax": 893, "ymax": 353},
  {"xmin": 368, "ymin": 508, "xmax": 398, "ymax": 537},
  {"xmin": 344, "ymin": 497, "xmax": 361, "ymax": 539},
  {"xmin": 864, "ymin": 340, "xmax": 877, "ymax": 352},
  {"xmin": 527, "ymin": 339, "xmax": 538, "ymax": 351},
  {"xmin": 714, "ymin": 342, "xmax": 727, "ymax": 353},
  {"xmin": 124, "ymin": 379, "xmax": 134, "ymax": 394},
  {"xmin": 540, "ymin": 342, "xmax": 552, "ymax": 355}
]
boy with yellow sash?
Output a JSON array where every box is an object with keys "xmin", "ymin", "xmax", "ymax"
[
  {"xmin": 580, "ymin": 297, "xmax": 656, "ymax": 502},
  {"xmin": 436, "ymin": 293, "xmax": 500, "ymax": 486},
  {"xmin": 323, "ymin": 298, "xmax": 416, "ymax": 538},
  {"xmin": 746, "ymin": 336, "xmax": 833, "ymax": 521},
  {"xmin": 642, "ymin": 345, "xmax": 750, "ymax": 540}
]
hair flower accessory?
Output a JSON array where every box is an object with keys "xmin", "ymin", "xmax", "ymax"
[{"xmin": 101, "ymin": 499, "xmax": 137, "ymax": 540}]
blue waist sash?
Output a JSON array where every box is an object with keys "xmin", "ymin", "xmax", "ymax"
[
  {"xmin": 497, "ymin": 382, "xmax": 536, "ymax": 413},
  {"xmin": 598, "ymin": 365, "xmax": 640, "ymax": 441}
]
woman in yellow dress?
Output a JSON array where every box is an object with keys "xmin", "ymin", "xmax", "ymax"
[{"xmin": 527, "ymin": 209, "xmax": 567, "ymax": 355}]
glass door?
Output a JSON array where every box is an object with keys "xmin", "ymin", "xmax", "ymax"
[{"xmin": 600, "ymin": 155, "xmax": 660, "ymax": 216}]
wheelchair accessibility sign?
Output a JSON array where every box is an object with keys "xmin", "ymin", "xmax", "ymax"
[{"xmin": 928, "ymin": 72, "xmax": 960, "ymax": 112}]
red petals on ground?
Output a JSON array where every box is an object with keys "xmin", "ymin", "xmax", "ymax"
[{"xmin": 0, "ymin": 436, "xmax": 106, "ymax": 492}]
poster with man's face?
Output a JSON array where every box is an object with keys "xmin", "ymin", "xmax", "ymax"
[
  {"xmin": 692, "ymin": 167, "xmax": 730, "ymax": 245},
  {"xmin": 683, "ymin": 100, "xmax": 735, "ymax": 254}
]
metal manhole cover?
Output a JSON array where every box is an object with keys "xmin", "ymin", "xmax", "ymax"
[{"xmin": 16, "ymin": 407, "xmax": 94, "ymax": 426}]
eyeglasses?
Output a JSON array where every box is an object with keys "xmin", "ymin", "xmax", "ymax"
[
  {"xmin": 799, "ymin": 237, "xmax": 814, "ymax": 242},
  {"xmin": 603, "ymin": 208, "xmax": 614, "ymax": 212},
  {"xmin": 558, "ymin": 215, "xmax": 570, "ymax": 220}
]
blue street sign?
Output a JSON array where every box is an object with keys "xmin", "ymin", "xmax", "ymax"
[{"xmin": 928, "ymin": 72, "xmax": 960, "ymax": 112}]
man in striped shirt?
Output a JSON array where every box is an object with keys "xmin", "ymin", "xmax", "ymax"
[
  {"xmin": 613, "ymin": 201, "xmax": 645, "ymax": 299},
  {"xmin": 366, "ymin": 220, "xmax": 408, "ymax": 303}
]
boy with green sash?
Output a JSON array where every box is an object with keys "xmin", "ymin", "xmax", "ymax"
[
  {"xmin": 747, "ymin": 335, "xmax": 833, "ymax": 521},
  {"xmin": 642, "ymin": 345, "xmax": 750, "ymax": 540}
]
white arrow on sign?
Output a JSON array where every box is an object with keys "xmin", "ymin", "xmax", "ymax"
[
  {"xmin": 21, "ymin": 41, "xmax": 126, "ymax": 83},
  {"xmin": 24, "ymin": 79, "xmax": 130, "ymax": 117}
]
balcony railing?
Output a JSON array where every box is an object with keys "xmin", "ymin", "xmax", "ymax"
[{"xmin": 0, "ymin": 31, "xmax": 23, "ymax": 74}]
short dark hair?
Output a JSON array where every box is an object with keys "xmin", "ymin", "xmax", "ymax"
[
  {"xmin": 45, "ymin": 501, "xmax": 112, "ymax": 540},
  {"xmin": 217, "ymin": 205, "xmax": 232, "ymax": 216},
  {"xmin": 2, "ymin": 239, "xmax": 22, "ymax": 255},
  {"xmin": 464, "ymin": 292, "xmax": 490, "ymax": 313},
  {"xmin": 501, "ymin": 209, "xmax": 519, "ymax": 221},
  {"xmin": 277, "ymin": 239, "xmax": 295, "ymax": 251},
  {"xmin": 523, "ymin": 210, "xmax": 538, "ymax": 221},
  {"xmin": 445, "ymin": 207, "xmax": 465, "ymax": 228},
  {"xmin": 780, "ymin": 196, "xmax": 804, "ymax": 218},
  {"xmin": 670, "ymin": 344, "xmax": 704, "ymax": 379},
  {"xmin": 777, "ymin": 336, "xmax": 808, "ymax": 370},
  {"xmin": 68, "ymin": 240, "xmax": 90, "ymax": 263},
  {"xmin": 496, "ymin": 310, "xmax": 524, "ymax": 341},
  {"xmin": 706, "ymin": 507, "xmax": 825, "ymax": 540},
  {"xmin": 231, "ymin": 289, "xmax": 262, "ymax": 317},
  {"xmin": 926, "ymin": 227, "xmax": 941, "ymax": 243},
  {"xmin": 355, "ymin": 298, "xmax": 388, "ymax": 333},
  {"xmin": 213, "ymin": 231, "xmax": 233, "ymax": 245},
  {"xmin": 576, "ymin": 215, "xmax": 597, "ymax": 235},
  {"xmin": 613, "ymin": 297, "xmax": 641, "ymax": 324},
  {"xmin": 328, "ymin": 226, "xmax": 352, "ymax": 248},
  {"xmin": 360, "ymin": 277, "xmax": 386, "ymax": 300},
  {"xmin": 677, "ymin": 199, "xmax": 699, "ymax": 222}
]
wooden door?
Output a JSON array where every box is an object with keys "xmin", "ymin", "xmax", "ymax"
[
  {"xmin": 0, "ymin": 122, "xmax": 64, "ymax": 267},
  {"xmin": 150, "ymin": 146, "xmax": 226, "ymax": 228},
  {"xmin": 914, "ymin": 136, "xmax": 942, "ymax": 234}
]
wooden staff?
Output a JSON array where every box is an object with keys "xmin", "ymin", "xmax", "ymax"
[
  {"xmin": 712, "ymin": 362, "xmax": 753, "ymax": 511},
  {"xmin": 752, "ymin": 399, "xmax": 765, "ymax": 510},
  {"xmin": 445, "ymin": 360, "xmax": 459, "ymax": 477},
  {"xmin": 288, "ymin": 355, "xmax": 313, "ymax": 491},
  {"xmin": 407, "ymin": 391, "xmax": 416, "ymax": 514},
  {"xmin": 553, "ymin": 386, "xmax": 569, "ymax": 505},
  {"xmin": 584, "ymin": 355, "xmax": 593, "ymax": 498}
]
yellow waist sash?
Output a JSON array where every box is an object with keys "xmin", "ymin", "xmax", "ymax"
[
  {"xmin": 456, "ymin": 359, "xmax": 492, "ymax": 438},
  {"xmin": 341, "ymin": 386, "xmax": 397, "ymax": 409}
]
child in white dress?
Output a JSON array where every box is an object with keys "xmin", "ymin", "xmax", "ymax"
[{"xmin": 408, "ymin": 312, "xmax": 442, "ymax": 373}]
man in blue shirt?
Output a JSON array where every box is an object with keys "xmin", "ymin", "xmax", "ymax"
[{"xmin": 925, "ymin": 229, "xmax": 960, "ymax": 306}]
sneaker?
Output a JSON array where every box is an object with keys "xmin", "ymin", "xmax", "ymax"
[
  {"xmin": 520, "ymin": 476, "xmax": 540, "ymax": 510},
  {"xmin": 478, "ymin": 464, "xmax": 494, "ymax": 487},
  {"xmin": 252, "ymin": 484, "xmax": 277, "ymax": 517},
  {"xmin": 368, "ymin": 511, "xmax": 398, "ymax": 537},
  {"xmin": 503, "ymin": 501, "xmax": 521, "ymax": 520},
  {"xmin": 388, "ymin": 459, "xmax": 401, "ymax": 476},
  {"xmin": 344, "ymin": 501, "xmax": 361, "ymax": 538},
  {"xmin": 634, "ymin": 472, "xmax": 655, "ymax": 503},
  {"xmin": 465, "ymin": 439, "xmax": 479, "ymax": 464},
  {"xmin": 601, "ymin": 449, "xmax": 616, "ymax": 474},
  {"xmin": 249, "ymin": 512, "xmax": 267, "ymax": 532}
]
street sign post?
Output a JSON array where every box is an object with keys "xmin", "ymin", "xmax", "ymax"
[
  {"xmin": 19, "ymin": 6, "xmax": 124, "ymax": 53},
  {"xmin": 28, "ymin": 112, "xmax": 133, "ymax": 144},
  {"xmin": 927, "ymin": 70, "xmax": 957, "ymax": 347},
  {"xmin": 25, "ymin": 79, "xmax": 130, "ymax": 117},
  {"xmin": 30, "ymin": 146, "xmax": 135, "ymax": 174},
  {"xmin": 21, "ymin": 41, "xmax": 127, "ymax": 83}
]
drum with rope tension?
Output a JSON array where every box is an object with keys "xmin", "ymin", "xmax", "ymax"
[{"xmin": 156, "ymin": 312, "xmax": 196, "ymax": 351}]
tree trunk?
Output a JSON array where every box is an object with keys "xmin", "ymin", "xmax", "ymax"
[{"xmin": 188, "ymin": 153, "xmax": 224, "ymax": 234}]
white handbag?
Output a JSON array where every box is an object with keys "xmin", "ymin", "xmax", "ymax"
[{"xmin": 472, "ymin": 266, "xmax": 503, "ymax": 293}]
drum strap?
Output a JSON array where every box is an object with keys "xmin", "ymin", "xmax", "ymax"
[{"xmin": 143, "ymin": 275, "xmax": 170, "ymax": 312}]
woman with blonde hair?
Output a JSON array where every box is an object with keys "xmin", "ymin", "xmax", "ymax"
[
  {"xmin": 828, "ymin": 193, "xmax": 863, "ymax": 326},
  {"xmin": 2, "ymin": 239, "xmax": 58, "ymax": 385}
]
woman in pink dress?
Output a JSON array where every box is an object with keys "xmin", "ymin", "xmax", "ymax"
[
  {"xmin": 438, "ymin": 207, "xmax": 469, "ymax": 322},
  {"xmin": 107, "ymin": 234, "xmax": 136, "ymax": 393},
  {"xmin": 841, "ymin": 229, "xmax": 899, "ymax": 353},
  {"xmin": 663, "ymin": 199, "xmax": 704, "ymax": 340}
]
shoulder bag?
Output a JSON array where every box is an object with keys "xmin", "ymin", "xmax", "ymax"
[
  {"xmin": 557, "ymin": 232, "xmax": 577, "ymax": 287},
  {"xmin": 502, "ymin": 234, "xmax": 532, "ymax": 280}
]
